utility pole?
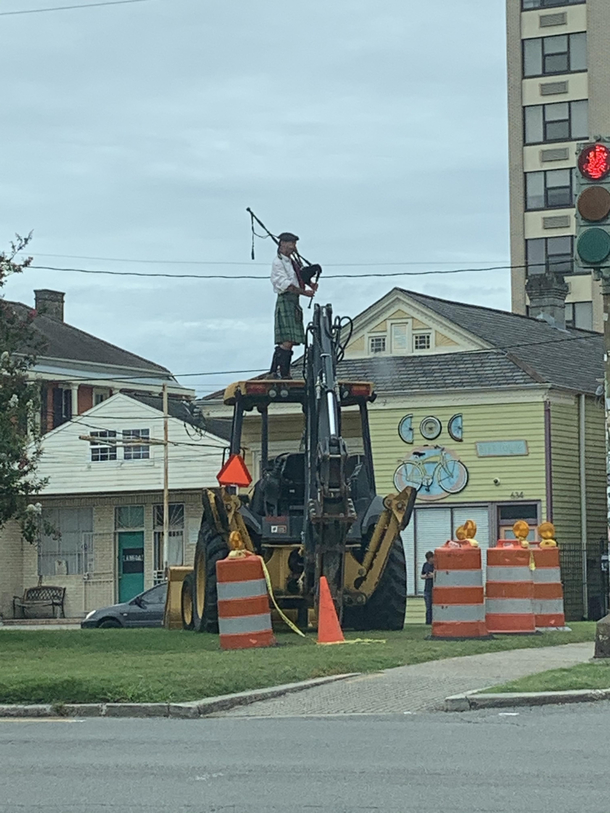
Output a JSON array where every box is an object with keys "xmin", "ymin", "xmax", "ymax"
[{"xmin": 163, "ymin": 383, "xmax": 169, "ymax": 577}]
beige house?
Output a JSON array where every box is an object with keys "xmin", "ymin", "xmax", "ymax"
[
  {"xmin": 1, "ymin": 393, "xmax": 230, "ymax": 620},
  {"xmin": 1, "ymin": 289, "xmax": 225, "ymax": 620}
]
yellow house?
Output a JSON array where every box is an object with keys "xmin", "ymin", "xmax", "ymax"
[{"xmin": 202, "ymin": 288, "xmax": 607, "ymax": 621}]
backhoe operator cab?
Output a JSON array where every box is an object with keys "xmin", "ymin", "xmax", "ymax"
[{"xmin": 187, "ymin": 304, "xmax": 416, "ymax": 633}]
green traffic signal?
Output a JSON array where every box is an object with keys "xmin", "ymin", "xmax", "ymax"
[{"xmin": 577, "ymin": 227, "xmax": 610, "ymax": 265}]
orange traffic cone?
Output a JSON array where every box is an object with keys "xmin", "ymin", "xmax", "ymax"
[{"xmin": 317, "ymin": 576, "xmax": 346, "ymax": 645}]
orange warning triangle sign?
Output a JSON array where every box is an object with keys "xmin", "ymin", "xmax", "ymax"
[{"xmin": 217, "ymin": 454, "xmax": 252, "ymax": 487}]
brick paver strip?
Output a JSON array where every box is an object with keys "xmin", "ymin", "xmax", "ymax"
[{"xmin": 221, "ymin": 642, "xmax": 594, "ymax": 717}]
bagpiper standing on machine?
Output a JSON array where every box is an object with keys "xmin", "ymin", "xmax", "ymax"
[
  {"xmin": 269, "ymin": 232, "xmax": 318, "ymax": 379},
  {"xmin": 246, "ymin": 209, "xmax": 322, "ymax": 380}
]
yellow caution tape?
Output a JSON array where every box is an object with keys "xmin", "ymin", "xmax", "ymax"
[
  {"xmin": 258, "ymin": 556, "xmax": 387, "ymax": 645},
  {"xmin": 319, "ymin": 638, "xmax": 386, "ymax": 646},
  {"xmin": 258, "ymin": 556, "xmax": 307, "ymax": 638}
]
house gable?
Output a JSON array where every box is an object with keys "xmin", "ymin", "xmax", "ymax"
[{"xmin": 344, "ymin": 290, "xmax": 489, "ymax": 360}]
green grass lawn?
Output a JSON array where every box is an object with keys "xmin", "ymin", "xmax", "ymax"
[
  {"xmin": 487, "ymin": 658, "xmax": 610, "ymax": 694},
  {"xmin": 0, "ymin": 622, "xmax": 595, "ymax": 705}
]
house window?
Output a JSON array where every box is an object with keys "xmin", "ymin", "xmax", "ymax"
[
  {"xmin": 90, "ymin": 430, "xmax": 117, "ymax": 462},
  {"xmin": 52, "ymin": 387, "xmax": 72, "ymax": 429},
  {"xmin": 39, "ymin": 507, "xmax": 94, "ymax": 576},
  {"xmin": 522, "ymin": 0, "xmax": 585, "ymax": 8},
  {"xmin": 153, "ymin": 503, "xmax": 185, "ymax": 581},
  {"xmin": 123, "ymin": 429, "xmax": 150, "ymax": 460},
  {"xmin": 526, "ymin": 236, "xmax": 574, "ymax": 276},
  {"xmin": 413, "ymin": 333, "xmax": 432, "ymax": 351},
  {"xmin": 115, "ymin": 505, "xmax": 144, "ymax": 530},
  {"xmin": 566, "ymin": 301, "xmax": 593, "ymax": 331},
  {"xmin": 523, "ymin": 33, "xmax": 587, "ymax": 78},
  {"xmin": 525, "ymin": 169, "xmax": 574, "ymax": 210},
  {"xmin": 524, "ymin": 100, "xmax": 588, "ymax": 145},
  {"xmin": 369, "ymin": 336, "xmax": 386, "ymax": 354},
  {"xmin": 497, "ymin": 503, "xmax": 540, "ymax": 542},
  {"xmin": 390, "ymin": 323, "xmax": 409, "ymax": 353},
  {"xmin": 93, "ymin": 388, "xmax": 110, "ymax": 406}
]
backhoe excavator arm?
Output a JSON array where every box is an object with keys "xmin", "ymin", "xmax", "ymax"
[{"xmin": 303, "ymin": 305, "xmax": 357, "ymax": 606}]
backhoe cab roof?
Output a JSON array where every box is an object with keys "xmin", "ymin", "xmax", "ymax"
[{"xmin": 224, "ymin": 379, "xmax": 376, "ymax": 409}]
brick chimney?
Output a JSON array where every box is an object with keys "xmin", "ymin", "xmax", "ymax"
[
  {"xmin": 34, "ymin": 290, "xmax": 65, "ymax": 321},
  {"xmin": 525, "ymin": 271, "xmax": 569, "ymax": 329}
]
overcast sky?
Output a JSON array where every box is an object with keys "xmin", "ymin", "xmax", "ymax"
[{"xmin": 2, "ymin": 0, "xmax": 509, "ymax": 395}]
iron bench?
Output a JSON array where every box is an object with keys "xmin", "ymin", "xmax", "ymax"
[{"xmin": 13, "ymin": 586, "xmax": 66, "ymax": 619}]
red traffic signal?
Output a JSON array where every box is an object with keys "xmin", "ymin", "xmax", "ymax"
[{"xmin": 578, "ymin": 143, "xmax": 610, "ymax": 182}]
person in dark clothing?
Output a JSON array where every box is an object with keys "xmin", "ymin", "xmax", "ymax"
[{"xmin": 421, "ymin": 550, "xmax": 435, "ymax": 625}]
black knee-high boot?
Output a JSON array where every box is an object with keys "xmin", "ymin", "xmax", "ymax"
[
  {"xmin": 278, "ymin": 347, "xmax": 293, "ymax": 379},
  {"xmin": 269, "ymin": 346, "xmax": 281, "ymax": 377}
]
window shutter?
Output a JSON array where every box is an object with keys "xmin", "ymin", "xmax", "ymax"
[
  {"xmin": 52, "ymin": 388, "xmax": 63, "ymax": 428},
  {"xmin": 414, "ymin": 508, "xmax": 452, "ymax": 595}
]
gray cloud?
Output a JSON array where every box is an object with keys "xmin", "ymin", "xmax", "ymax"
[{"xmin": 2, "ymin": 0, "xmax": 509, "ymax": 394}]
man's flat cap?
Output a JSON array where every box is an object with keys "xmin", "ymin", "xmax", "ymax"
[{"xmin": 278, "ymin": 232, "xmax": 299, "ymax": 242}]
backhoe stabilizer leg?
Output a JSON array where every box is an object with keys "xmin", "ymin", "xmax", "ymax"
[{"xmin": 356, "ymin": 486, "xmax": 416, "ymax": 596}]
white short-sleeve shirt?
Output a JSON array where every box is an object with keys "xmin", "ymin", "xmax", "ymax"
[{"xmin": 271, "ymin": 254, "xmax": 300, "ymax": 295}]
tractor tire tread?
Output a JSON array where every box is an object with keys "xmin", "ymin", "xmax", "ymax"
[{"xmin": 343, "ymin": 537, "xmax": 407, "ymax": 631}]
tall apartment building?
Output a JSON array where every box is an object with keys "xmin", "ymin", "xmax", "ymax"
[{"xmin": 507, "ymin": 0, "xmax": 610, "ymax": 332}]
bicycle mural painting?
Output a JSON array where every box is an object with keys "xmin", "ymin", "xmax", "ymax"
[{"xmin": 394, "ymin": 445, "xmax": 469, "ymax": 502}]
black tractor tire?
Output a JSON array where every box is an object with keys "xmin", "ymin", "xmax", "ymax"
[
  {"xmin": 192, "ymin": 521, "xmax": 229, "ymax": 634},
  {"xmin": 98, "ymin": 618, "xmax": 122, "ymax": 629},
  {"xmin": 343, "ymin": 536, "xmax": 407, "ymax": 631},
  {"xmin": 181, "ymin": 572, "xmax": 195, "ymax": 631}
]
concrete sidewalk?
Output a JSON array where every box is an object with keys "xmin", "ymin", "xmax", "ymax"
[{"xmin": 219, "ymin": 642, "xmax": 594, "ymax": 717}]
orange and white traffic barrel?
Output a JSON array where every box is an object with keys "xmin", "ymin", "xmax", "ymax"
[
  {"xmin": 216, "ymin": 552, "xmax": 276, "ymax": 651},
  {"xmin": 431, "ymin": 542, "xmax": 488, "ymax": 639},
  {"xmin": 485, "ymin": 545, "xmax": 535, "ymax": 634},
  {"xmin": 532, "ymin": 546, "xmax": 565, "ymax": 629}
]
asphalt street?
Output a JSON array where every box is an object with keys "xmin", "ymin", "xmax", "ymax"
[{"xmin": 0, "ymin": 703, "xmax": 608, "ymax": 813}]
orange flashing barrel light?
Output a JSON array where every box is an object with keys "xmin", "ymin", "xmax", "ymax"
[
  {"xmin": 431, "ymin": 540, "xmax": 488, "ymax": 639},
  {"xmin": 216, "ymin": 553, "xmax": 275, "ymax": 651},
  {"xmin": 485, "ymin": 543, "xmax": 535, "ymax": 634}
]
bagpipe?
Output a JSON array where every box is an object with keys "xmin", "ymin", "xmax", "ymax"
[{"xmin": 247, "ymin": 208, "xmax": 322, "ymax": 301}]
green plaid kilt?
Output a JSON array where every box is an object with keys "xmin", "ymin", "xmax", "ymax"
[{"xmin": 274, "ymin": 292, "xmax": 305, "ymax": 345}]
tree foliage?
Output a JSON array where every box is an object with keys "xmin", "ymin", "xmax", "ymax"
[{"xmin": 0, "ymin": 234, "xmax": 48, "ymax": 542}]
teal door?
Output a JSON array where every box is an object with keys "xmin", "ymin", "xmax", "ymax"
[{"xmin": 118, "ymin": 531, "xmax": 145, "ymax": 602}]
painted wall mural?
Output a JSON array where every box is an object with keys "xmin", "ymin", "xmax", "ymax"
[{"xmin": 394, "ymin": 444, "xmax": 469, "ymax": 502}]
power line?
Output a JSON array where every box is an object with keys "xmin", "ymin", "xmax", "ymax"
[
  {"xmin": 28, "ymin": 251, "xmax": 509, "ymax": 268},
  {"xmin": 33, "ymin": 367, "xmax": 266, "ymax": 382},
  {"xmin": 31, "ymin": 331, "xmax": 601, "ymax": 388},
  {"xmin": 0, "ymin": 0, "xmax": 151, "ymax": 16},
  {"xmin": 64, "ymin": 418, "xmax": 227, "ymax": 448},
  {"xmin": 30, "ymin": 262, "xmax": 520, "ymax": 280}
]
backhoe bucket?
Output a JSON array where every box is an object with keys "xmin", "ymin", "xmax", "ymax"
[{"xmin": 163, "ymin": 566, "xmax": 193, "ymax": 630}]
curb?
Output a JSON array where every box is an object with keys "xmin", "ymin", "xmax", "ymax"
[
  {"xmin": 445, "ymin": 687, "xmax": 610, "ymax": 712},
  {"xmin": 0, "ymin": 673, "xmax": 358, "ymax": 719}
]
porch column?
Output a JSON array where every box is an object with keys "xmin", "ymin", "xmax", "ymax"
[{"xmin": 71, "ymin": 384, "xmax": 79, "ymax": 417}]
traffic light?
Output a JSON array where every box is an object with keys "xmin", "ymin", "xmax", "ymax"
[{"xmin": 575, "ymin": 139, "xmax": 610, "ymax": 270}]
